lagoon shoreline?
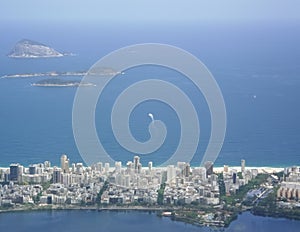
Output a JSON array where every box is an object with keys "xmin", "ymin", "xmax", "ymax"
[{"xmin": 0, "ymin": 164, "xmax": 290, "ymax": 228}]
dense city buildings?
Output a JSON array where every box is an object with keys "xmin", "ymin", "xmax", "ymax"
[
  {"xmin": 3, "ymin": 155, "xmax": 300, "ymax": 227},
  {"xmin": 1, "ymin": 154, "xmax": 296, "ymax": 223},
  {"xmin": 0, "ymin": 155, "xmax": 222, "ymax": 207}
]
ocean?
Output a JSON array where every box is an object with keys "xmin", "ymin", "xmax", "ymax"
[{"xmin": 0, "ymin": 22, "xmax": 300, "ymax": 168}]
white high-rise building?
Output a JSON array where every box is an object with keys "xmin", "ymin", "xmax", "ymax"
[
  {"xmin": 61, "ymin": 154, "xmax": 67, "ymax": 170},
  {"xmin": 177, "ymin": 162, "xmax": 186, "ymax": 170},
  {"xmin": 241, "ymin": 159, "xmax": 246, "ymax": 173},
  {"xmin": 138, "ymin": 163, "xmax": 142, "ymax": 174},
  {"xmin": 62, "ymin": 173, "xmax": 71, "ymax": 186},
  {"xmin": 72, "ymin": 163, "xmax": 76, "ymax": 173},
  {"xmin": 60, "ymin": 154, "xmax": 69, "ymax": 173},
  {"xmin": 96, "ymin": 162, "xmax": 103, "ymax": 172},
  {"xmin": 126, "ymin": 161, "xmax": 133, "ymax": 173},
  {"xmin": 115, "ymin": 161, "xmax": 122, "ymax": 173},
  {"xmin": 44, "ymin": 161, "xmax": 51, "ymax": 168},
  {"xmin": 116, "ymin": 173, "xmax": 122, "ymax": 185},
  {"xmin": 134, "ymin": 156, "xmax": 140, "ymax": 172},
  {"xmin": 148, "ymin": 162, "xmax": 153, "ymax": 172},
  {"xmin": 104, "ymin": 163, "xmax": 110, "ymax": 173},
  {"xmin": 198, "ymin": 167, "xmax": 207, "ymax": 181},
  {"xmin": 124, "ymin": 175, "xmax": 131, "ymax": 187},
  {"xmin": 76, "ymin": 163, "xmax": 83, "ymax": 174},
  {"xmin": 224, "ymin": 165, "xmax": 229, "ymax": 173},
  {"xmin": 167, "ymin": 165, "xmax": 176, "ymax": 184}
]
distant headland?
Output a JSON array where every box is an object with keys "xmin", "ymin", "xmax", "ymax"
[
  {"xmin": 1, "ymin": 69, "xmax": 123, "ymax": 79},
  {"xmin": 1, "ymin": 71, "xmax": 86, "ymax": 79}
]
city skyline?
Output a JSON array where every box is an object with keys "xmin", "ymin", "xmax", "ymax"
[{"xmin": 1, "ymin": 153, "xmax": 299, "ymax": 228}]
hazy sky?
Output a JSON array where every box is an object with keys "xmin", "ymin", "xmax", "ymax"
[{"xmin": 2, "ymin": 0, "xmax": 300, "ymax": 24}]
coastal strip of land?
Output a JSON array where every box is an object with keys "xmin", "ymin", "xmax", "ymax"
[
  {"xmin": 1, "ymin": 69, "xmax": 123, "ymax": 79},
  {"xmin": 1, "ymin": 71, "xmax": 87, "ymax": 79}
]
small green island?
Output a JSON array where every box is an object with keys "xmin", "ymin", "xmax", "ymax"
[{"xmin": 31, "ymin": 78, "xmax": 95, "ymax": 87}]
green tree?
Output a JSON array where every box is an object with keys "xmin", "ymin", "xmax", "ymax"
[
  {"xmin": 96, "ymin": 181, "xmax": 109, "ymax": 205},
  {"xmin": 157, "ymin": 183, "xmax": 166, "ymax": 205}
]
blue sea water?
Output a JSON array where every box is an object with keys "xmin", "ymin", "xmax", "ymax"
[{"xmin": 0, "ymin": 22, "xmax": 300, "ymax": 167}]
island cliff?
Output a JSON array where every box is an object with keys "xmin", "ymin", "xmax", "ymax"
[{"xmin": 8, "ymin": 39, "xmax": 66, "ymax": 58}]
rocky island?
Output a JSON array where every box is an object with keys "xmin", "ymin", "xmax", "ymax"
[{"xmin": 8, "ymin": 39, "xmax": 69, "ymax": 58}]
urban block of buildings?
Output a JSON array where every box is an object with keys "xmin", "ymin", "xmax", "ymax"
[{"xmin": 0, "ymin": 156, "xmax": 265, "ymax": 209}]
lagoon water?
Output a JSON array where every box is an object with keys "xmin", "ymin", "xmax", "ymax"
[{"xmin": 0, "ymin": 210, "xmax": 300, "ymax": 232}]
